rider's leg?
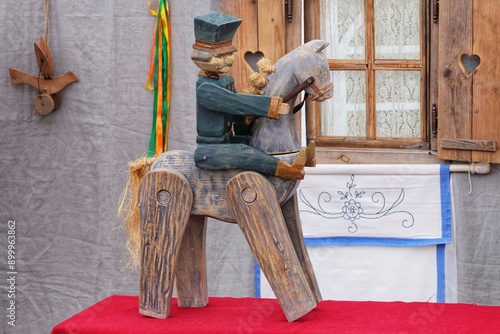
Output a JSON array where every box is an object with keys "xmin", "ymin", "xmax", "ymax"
[{"xmin": 194, "ymin": 143, "xmax": 306, "ymax": 179}]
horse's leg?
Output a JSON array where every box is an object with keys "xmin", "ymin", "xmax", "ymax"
[
  {"xmin": 175, "ymin": 215, "xmax": 208, "ymax": 307},
  {"xmin": 281, "ymin": 193, "xmax": 322, "ymax": 303},
  {"xmin": 138, "ymin": 169, "xmax": 193, "ymax": 319},
  {"xmin": 226, "ymin": 172, "xmax": 316, "ymax": 322}
]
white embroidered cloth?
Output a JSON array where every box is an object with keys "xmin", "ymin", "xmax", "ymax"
[
  {"xmin": 298, "ymin": 164, "xmax": 451, "ymax": 244},
  {"xmin": 257, "ymin": 164, "xmax": 456, "ymax": 303}
]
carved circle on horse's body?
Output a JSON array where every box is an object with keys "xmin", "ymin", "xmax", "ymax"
[{"xmin": 151, "ymin": 40, "xmax": 333, "ymax": 223}]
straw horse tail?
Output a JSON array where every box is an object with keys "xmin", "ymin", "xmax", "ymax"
[{"xmin": 118, "ymin": 156, "xmax": 157, "ymax": 267}]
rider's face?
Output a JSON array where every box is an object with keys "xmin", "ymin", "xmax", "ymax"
[
  {"xmin": 214, "ymin": 54, "xmax": 235, "ymax": 73},
  {"xmin": 193, "ymin": 51, "xmax": 235, "ymax": 73}
]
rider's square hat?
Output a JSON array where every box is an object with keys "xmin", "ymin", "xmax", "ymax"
[{"xmin": 193, "ymin": 11, "xmax": 242, "ymax": 56}]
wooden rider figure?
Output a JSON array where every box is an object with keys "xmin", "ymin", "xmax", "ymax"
[{"xmin": 191, "ymin": 11, "xmax": 306, "ymax": 180}]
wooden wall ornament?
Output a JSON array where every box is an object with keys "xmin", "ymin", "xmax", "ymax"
[
  {"xmin": 9, "ymin": 37, "xmax": 78, "ymax": 115},
  {"xmin": 8, "ymin": 0, "xmax": 78, "ymax": 115}
]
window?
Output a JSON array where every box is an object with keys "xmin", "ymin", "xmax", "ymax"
[{"xmin": 305, "ymin": 0, "xmax": 440, "ymax": 163}]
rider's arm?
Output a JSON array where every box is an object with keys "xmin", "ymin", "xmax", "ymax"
[{"xmin": 197, "ymin": 82, "xmax": 287, "ymax": 119}]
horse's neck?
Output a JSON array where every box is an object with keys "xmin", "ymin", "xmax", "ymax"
[
  {"xmin": 249, "ymin": 56, "xmax": 301, "ymax": 155},
  {"xmin": 265, "ymin": 58, "xmax": 299, "ymax": 99}
]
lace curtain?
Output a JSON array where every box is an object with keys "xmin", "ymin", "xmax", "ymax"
[{"xmin": 319, "ymin": 0, "xmax": 421, "ymax": 138}]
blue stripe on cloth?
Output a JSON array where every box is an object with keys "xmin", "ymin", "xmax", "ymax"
[
  {"xmin": 436, "ymin": 244, "xmax": 446, "ymax": 302},
  {"xmin": 440, "ymin": 164, "xmax": 452, "ymax": 243},
  {"xmin": 254, "ymin": 260, "xmax": 261, "ymax": 298},
  {"xmin": 304, "ymin": 236, "xmax": 447, "ymax": 247}
]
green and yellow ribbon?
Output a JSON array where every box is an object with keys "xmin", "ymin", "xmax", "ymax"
[{"xmin": 146, "ymin": 0, "xmax": 171, "ymax": 157}]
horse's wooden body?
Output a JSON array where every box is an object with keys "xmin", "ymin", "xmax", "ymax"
[
  {"xmin": 150, "ymin": 150, "xmax": 300, "ymax": 222},
  {"xmin": 138, "ymin": 40, "xmax": 333, "ymax": 322}
]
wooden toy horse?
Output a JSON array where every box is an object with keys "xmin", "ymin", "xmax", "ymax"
[{"xmin": 135, "ymin": 40, "xmax": 333, "ymax": 322}]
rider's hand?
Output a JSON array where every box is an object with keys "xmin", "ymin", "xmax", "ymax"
[
  {"xmin": 268, "ymin": 96, "xmax": 287, "ymax": 119},
  {"xmin": 278, "ymin": 103, "xmax": 290, "ymax": 115}
]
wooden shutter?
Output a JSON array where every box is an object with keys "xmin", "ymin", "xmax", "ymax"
[
  {"xmin": 221, "ymin": 0, "xmax": 302, "ymax": 93},
  {"xmin": 438, "ymin": 0, "xmax": 500, "ymax": 163}
]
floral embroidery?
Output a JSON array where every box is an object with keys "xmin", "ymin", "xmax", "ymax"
[
  {"xmin": 343, "ymin": 199, "xmax": 363, "ymax": 222},
  {"xmin": 299, "ymin": 174, "xmax": 414, "ymax": 233}
]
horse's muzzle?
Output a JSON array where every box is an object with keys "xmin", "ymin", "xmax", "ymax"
[{"xmin": 308, "ymin": 82, "xmax": 333, "ymax": 102}]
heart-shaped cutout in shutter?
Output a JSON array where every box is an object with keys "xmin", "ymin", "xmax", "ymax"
[
  {"xmin": 459, "ymin": 53, "xmax": 481, "ymax": 77},
  {"xmin": 244, "ymin": 51, "xmax": 265, "ymax": 72}
]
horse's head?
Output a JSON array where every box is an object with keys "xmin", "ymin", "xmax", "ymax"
[
  {"xmin": 295, "ymin": 40, "xmax": 333, "ymax": 102},
  {"xmin": 250, "ymin": 40, "xmax": 333, "ymax": 155}
]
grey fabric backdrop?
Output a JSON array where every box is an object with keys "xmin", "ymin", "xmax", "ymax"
[
  {"xmin": 0, "ymin": 1, "xmax": 499, "ymax": 334},
  {"xmin": 1, "ymin": 1, "xmax": 253, "ymax": 333}
]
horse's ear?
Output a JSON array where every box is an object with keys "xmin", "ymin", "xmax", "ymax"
[{"xmin": 306, "ymin": 40, "xmax": 330, "ymax": 53}]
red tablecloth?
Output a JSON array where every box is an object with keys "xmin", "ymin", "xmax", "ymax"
[{"xmin": 51, "ymin": 295, "xmax": 500, "ymax": 334}]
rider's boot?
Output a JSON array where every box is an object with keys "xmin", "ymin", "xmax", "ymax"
[
  {"xmin": 275, "ymin": 148, "xmax": 306, "ymax": 180},
  {"xmin": 305, "ymin": 141, "xmax": 316, "ymax": 167}
]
